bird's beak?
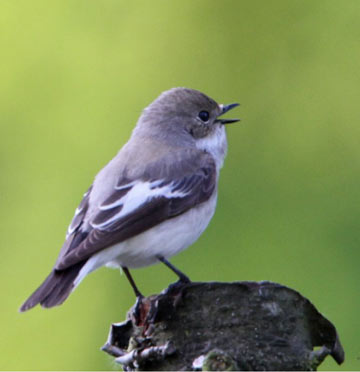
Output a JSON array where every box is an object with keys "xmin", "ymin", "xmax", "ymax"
[{"xmin": 217, "ymin": 103, "xmax": 240, "ymax": 125}]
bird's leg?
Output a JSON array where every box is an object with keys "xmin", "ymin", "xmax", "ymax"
[
  {"xmin": 122, "ymin": 267, "xmax": 145, "ymax": 325},
  {"xmin": 122, "ymin": 266, "xmax": 143, "ymax": 298},
  {"xmin": 157, "ymin": 255, "xmax": 191, "ymax": 283}
]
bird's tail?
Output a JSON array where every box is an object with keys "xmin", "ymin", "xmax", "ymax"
[{"xmin": 19, "ymin": 262, "xmax": 85, "ymax": 312}]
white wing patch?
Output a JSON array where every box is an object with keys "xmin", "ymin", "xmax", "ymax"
[
  {"xmin": 91, "ymin": 180, "xmax": 189, "ymax": 231},
  {"xmin": 67, "ymin": 218, "xmax": 78, "ymax": 237},
  {"xmin": 99, "ymin": 181, "xmax": 137, "ymax": 210},
  {"xmin": 66, "ymin": 188, "xmax": 91, "ymax": 237}
]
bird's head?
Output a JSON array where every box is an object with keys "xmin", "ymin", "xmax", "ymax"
[{"xmin": 136, "ymin": 87, "xmax": 239, "ymax": 143}]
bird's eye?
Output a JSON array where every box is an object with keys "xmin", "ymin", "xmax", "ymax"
[{"xmin": 198, "ymin": 110, "xmax": 210, "ymax": 122}]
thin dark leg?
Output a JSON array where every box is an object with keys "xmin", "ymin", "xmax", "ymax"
[
  {"xmin": 157, "ymin": 256, "xmax": 191, "ymax": 283},
  {"xmin": 122, "ymin": 266, "xmax": 143, "ymax": 297}
]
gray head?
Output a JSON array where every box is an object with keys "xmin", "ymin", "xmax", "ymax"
[{"xmin": 134, "ymin": 88, "xmax": 239, "ymax": 143}]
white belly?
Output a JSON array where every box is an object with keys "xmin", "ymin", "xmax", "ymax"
[{"xmin": 74, "ymin": 192, "xmax": 217, "ymax": 287}]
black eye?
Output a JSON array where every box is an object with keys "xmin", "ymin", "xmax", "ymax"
[{"xmin": 198, "ymin": 110, "xmax": 210, "ymax": 122}]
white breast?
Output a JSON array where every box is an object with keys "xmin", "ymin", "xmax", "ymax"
[
  {"xmin": 196, "ymin": 124, "xmax": 227, "ymax": 169},
  {"xmin": 74, "ymin": 191, "xmax": 218, "ymax": 287},
  {"xmin": 74, "ymin": 126, "xmax": 227, "ymax": 288}
]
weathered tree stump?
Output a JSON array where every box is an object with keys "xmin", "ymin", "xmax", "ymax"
[{"xmin": 102, "ymin": 281, "xmax": 344, "ymax": 371}]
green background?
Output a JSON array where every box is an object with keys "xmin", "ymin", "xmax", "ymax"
[{"xmin": 1, "ymin": 0, "xmax": 359, "ymax": 370}]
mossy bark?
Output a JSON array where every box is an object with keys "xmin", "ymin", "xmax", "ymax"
[{"xmin": 102, "ymin": 281, "xmax": 344, "ymax": 371}]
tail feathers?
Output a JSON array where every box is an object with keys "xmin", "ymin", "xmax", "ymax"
[{"xmin": 19, "ymin": 262, "xmax": 85, "ymax": 312}]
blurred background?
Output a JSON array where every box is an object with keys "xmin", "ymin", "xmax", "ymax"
[{"xmin": 1, "ymin": 0, "xmax": 359, "ymax": 370}]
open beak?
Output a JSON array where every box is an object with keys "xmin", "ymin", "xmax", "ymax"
[{"xmin": 217, "ymin": 103, "xmax": 240, "ymax": 125}]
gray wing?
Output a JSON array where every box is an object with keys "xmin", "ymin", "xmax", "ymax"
[
  {"xmin": 55, "ymin": 154, "xmax": 216, "ymax": 270},
  {"xmin": 54, "ymin": 185, "xmax": 92, "ymax": 266}
]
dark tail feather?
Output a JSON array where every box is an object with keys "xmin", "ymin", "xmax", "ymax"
[{"xmin": 19, "ymin": 262, "xmax": 84, "ymax": 312}]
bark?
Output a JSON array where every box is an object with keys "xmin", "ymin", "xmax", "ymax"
[{"xmin": 102, "ymin": 281, "xmax": 344, "ymax": 371}]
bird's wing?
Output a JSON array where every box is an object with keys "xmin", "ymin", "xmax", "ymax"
[
  {"xmin": 55, "ymin": 154, "xmax": 217, "ymax": 270},
  {"xmin": 54, "ymin": 185, "xmax": 93, "ymax": 266}
]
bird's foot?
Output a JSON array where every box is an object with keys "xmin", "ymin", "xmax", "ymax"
[{"xmin": 133, "ymin": 295, "xmax": 145, "ymax": 326}]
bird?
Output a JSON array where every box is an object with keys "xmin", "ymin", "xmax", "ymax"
[{"xmin": 20, "ymin": 87, "xmax": 239, "ymax": 312}]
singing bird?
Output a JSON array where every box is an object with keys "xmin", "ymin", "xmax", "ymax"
[{"xmin": 20, "ymin": 87, "xmax": 239, "ymax": 311}]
